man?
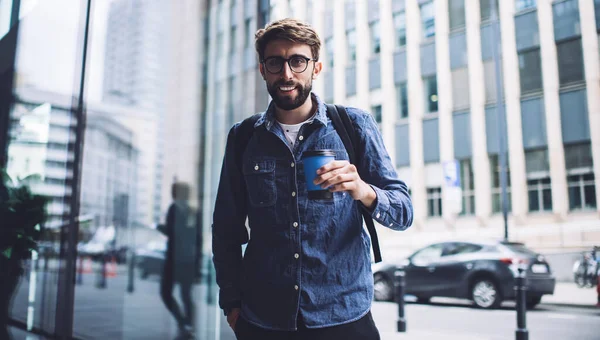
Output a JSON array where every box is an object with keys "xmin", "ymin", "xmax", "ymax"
[
  {"xmin": 212, "ymin": 18, "xmax": 413, "ymax": 340},
  {"xmin": 159, "ymin": 182, "xmax": 198, "ymax": 339}
]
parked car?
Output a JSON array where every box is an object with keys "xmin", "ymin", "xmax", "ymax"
[
  {"xmin": 372, "ymin": 240, "xmax": 556, "ymax": 309},
  {"xmin": 135, "ymin": 240, "xmax": 167, "ymax": 279}
]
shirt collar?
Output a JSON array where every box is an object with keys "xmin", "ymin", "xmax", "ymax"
[{"xmin": 255, "ymin": 92, "xmax": 328, "ymax": 130}]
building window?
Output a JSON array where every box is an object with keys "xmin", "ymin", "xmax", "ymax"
[
  {"xmin": 556, "ymin": 38, "xmax": 585, "ymax": 86},
  {"xmin": 568, "ymin": 174, "xmax": 597, "ymax": 210},
  {"xmin": 516, "ymin": 0, "xmax": 537, "ymax": 12},
  {"xmin": 397, "ymin": 82, "xmax": 409, "ymax": 119},
  {"xmin": 421, "ymin": 1, "xmax": 435, "ymax": 39},
  {"xmin": 424, "ymin": 76, "xmax": 438, "ymax": 113},
  {"xmin": 230, "ymin": 26, "xmax": 237, "ymax": 54},
  {"xmin": 325, "ymin": 37, "xmax": 335, "ymax": 68},
  {"xmin": 490, "ymin": 155, "xmax": 512, "ymax": 213},
  {"xmin": 371, "ymin": 105, "xmax": 382, "ymax": 125},
  {"xmin": 370, "ymin": 21, "xmax": 381, "ymax": 55},
  {"xmin": 565, "ymin": 142, "xmax": 596, "ymax": 210},
  {"xmin": 449, "ymin": 0, "xmax": 466, "ymax": 31},
  {"xmin": 244, "ymin": 18, "xmax": 252, "ymax": 48},
  {"xmin": 480, "ymin": 0, "xmax": 499, "ymax": 22},
  {"xmin": 518, "ymin": 48, "xmax": 543, "ymax": 94},
  {"xmin": 347, "ymin": 29, "xmax": 356, "ymax": 64},
  {"xmin": 451, "ymin": 67, "xmax": 470, "ymax": 110},
  {"xmin": 393, "ymin": 11, "xmax": 407, "ymax": 48},
  {"xmin": 460, "ymin": 159, "xmax": 475, "ymax": 216},
  {"xmin": 525, "ymin": 149, "xmax": 552, "ymax": 212},
  {"xmin": 427, "ymin": 187, "xmax": 443, "ymax": 217},
  {"xmin": 527, "ymin": 178, "xmax": 552, "ymax": 212}
]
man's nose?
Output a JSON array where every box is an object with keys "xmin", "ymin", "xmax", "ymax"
[{"xmin": 281, "ymin": 62, "xmax": 294, "ymax": 79}]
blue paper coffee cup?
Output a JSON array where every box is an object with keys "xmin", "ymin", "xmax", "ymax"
[{"xmin": 302, "ymin": 150, "xmax": 335, "ymax": 200}]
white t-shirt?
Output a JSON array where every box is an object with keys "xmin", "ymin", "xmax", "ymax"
[{"xmin": 278, "ymin": 121, "xmax": 304, "ymax": 147}]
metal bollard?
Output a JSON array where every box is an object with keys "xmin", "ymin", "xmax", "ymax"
[
  {"xmin": 77, "ymin": 256, "xmax": 83, "ymax": 285},
  {"xmin": 96, "ymin": 254, "xmax": 107, "ymax": 289},
  {"xmin": 127, "ymin": 252, "xmax": 135, "ymax": 293},
  {"xmin": 394, "ymin": 268, "xmax": 406, "ymax": 332},
  {"xmin": 515, "ymin": 267, "xmax": 528, "ymax": 340}
]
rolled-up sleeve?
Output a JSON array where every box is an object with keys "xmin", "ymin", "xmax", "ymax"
[
  {"xmin": 352, "ymin": 109, "xmax": 413, "ymax": 231},
  {"xmin": 212, "ymin": 124, "xmax": 250, "ymax": 310}
]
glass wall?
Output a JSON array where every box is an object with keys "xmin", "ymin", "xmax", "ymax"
[{"xmin": 2, "ymin": 0, "xmax": 229, "ymax": 339}]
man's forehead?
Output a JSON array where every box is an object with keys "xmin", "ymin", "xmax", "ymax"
[{"xmin": 264, "ymin": 39, "xmax": 312, "ymax": 57}]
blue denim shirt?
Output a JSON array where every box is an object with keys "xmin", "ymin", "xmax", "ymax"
[{"xmin": 212, "ymin": 93, "xmax": 413, "ymax": 331}]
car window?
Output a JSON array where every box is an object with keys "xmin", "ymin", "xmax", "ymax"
[
  {"xmin": 443, "ymin": 243, "xmax": 483, "ymax": 256},
  {"xmin": 412, "ymin": 244, "xmax": 444, "ymax": 265}
]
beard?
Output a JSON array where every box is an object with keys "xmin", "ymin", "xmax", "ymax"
[{"xmin": 266, "ymin": 78, "xmax": 313, "ymax": 111}]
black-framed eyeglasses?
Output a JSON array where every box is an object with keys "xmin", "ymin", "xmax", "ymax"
[{"xmin": 261, "ymin": 55, "xmax": 315, "ymax": 74}]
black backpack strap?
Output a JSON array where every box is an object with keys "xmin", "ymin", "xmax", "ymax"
[
  {"xmin": 326, "ymin": 104, "xmax": 382, "ymax": 263},
  {"xmin": 234, "ymin": 114, "xmax": 261, "ymax": 171},
  {"xmin": 326, "ymin": 104, "xmax": 356, "ymax": 164}
]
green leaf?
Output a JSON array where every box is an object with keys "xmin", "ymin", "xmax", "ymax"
[{"xmin": 2, "ymin": 247, "xmax": 12, "ymax": 259}]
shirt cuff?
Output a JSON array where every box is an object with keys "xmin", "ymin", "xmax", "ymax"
[{"xmin": 364, "ymin": 185, "xmax": 389, "ymax": 224}]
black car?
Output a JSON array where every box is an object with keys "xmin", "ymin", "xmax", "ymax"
[{"xmin": 372, "ymin": 240, "xmax": 556, "ymax": 309}]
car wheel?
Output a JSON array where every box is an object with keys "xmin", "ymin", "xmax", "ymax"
[
  {"xmin": 471, "ymin": 278, "xmax": 502, "ymax": 309},
  {"xmin": 373, "ymin": 273, "xmax": 394, "ymax": 302},
  {"xmin": 526, "ymin": 296, "xmax": 542, "ymax": 309}
]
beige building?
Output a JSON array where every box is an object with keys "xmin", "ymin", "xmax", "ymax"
[{"xmin": 202, "ymin": 0, "xmax": 600, "ymax": 256}]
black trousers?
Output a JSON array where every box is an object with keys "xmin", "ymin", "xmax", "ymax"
[{"xmin": 234, "ymin": 311, "xmax": 380, "ymax": 340}]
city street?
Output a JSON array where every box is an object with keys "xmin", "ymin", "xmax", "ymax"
[
  {"xmin": 373, "ymin": 300, "xmax": 600, "ymax": 340},
  {"xmin": 8, "ymin": 263, "xmax": 600, "ymax": 340}
]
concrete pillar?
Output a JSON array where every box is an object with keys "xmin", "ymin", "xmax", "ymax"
[
  {"xmin": 406, "ymin": 0, "xmax": 427, "ymax": 226},
  {"xmin": 380, "ymin": 0, "xmax": 397, "ymax": 162},
  {"xmin": 333, "ymin": 0, "xmax": 347, "ymax": 104},
  {"xmin": 355, "ymin": 0, "xmax": 370, "ymax": 109},
  {"xmin": 465, "ymin": 0, "xmax": 492, "ymax": 222},
  {"xmin": 499, "ymin": 0, "xmax": 528, "ymax": 221},
  {"xmin": 537, "ymin": 0, "xmax": 569, "ymax": 219},
  {"xmin": 579, "ymin": 0, "xmax": 600, "ymax": 214},
  {"xmin": 311, "ymin": 0, "xmax": 325, "ymax": 97},
  {"xmin": 435, "ymin": 0, "xmax": 454, "ymax": 164}
]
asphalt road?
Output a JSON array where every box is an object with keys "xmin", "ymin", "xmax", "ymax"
[{"xmin": 373, "ymin": 299, "xmax": 600, "ymax": 340}]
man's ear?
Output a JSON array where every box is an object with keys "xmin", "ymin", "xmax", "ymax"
[{"xmin": 312, "ymin": 60, "xmax": 323, "ymax": 80}]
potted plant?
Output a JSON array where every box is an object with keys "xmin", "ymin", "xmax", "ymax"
[{"xmin": 0, "ymin": 170, "xmax": 48, "ymax": 338}]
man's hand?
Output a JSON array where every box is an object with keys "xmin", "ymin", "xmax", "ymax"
[
  {"xmin": 314, "ymin": 160, "xmax": 377, "ymax": 209},
  {"xmin": 227, "ymin": 308, "xmax": 241, "ymax": 331}
]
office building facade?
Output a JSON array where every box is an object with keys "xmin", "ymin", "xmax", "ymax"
[{"xmin": 203, "ymin": 0, "xmax": 600, "ymax": 254}]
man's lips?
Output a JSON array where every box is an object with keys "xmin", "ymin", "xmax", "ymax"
[{"xmin": 278, "ymin": 85, "xmax": 297, "ymax": 93}]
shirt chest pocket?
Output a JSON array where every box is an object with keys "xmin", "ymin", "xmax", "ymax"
[{"xmin": 243, "ymin": 159, "xmax": 277, "ymax": 207}]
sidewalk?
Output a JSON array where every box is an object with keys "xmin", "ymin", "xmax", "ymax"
[{"xmin": 540, "ymin": 282, "xmax": 598, "ymax": 307}]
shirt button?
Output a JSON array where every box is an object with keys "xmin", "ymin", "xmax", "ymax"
[
  {"xmin": 254, "ymin": 165, "xmax": 259, "ymax": 170},
  {"xmin": 293, "ymin": 222, "xmax": 298, "ymax": 228},
  {"xmin": 376, "ymin": 212, "xmax": 381, "ymax": 218},
  {"xmin": 292, "ymin": 191, "xmax": 296, "ymax": 197},
  {"xmin": 298, "ymin": 136, "xmax": 304, "ymax": 141},
  {"xmin": 294, "ymin": 253, "xmax": 299, "ymax": 259},
  {"xmin": 291, "ymin": 162, "xmax": 295, "ymax": 168},
  {"xmin": 294, "ymin": 285, "xmax": 299, "ymax": 291}
]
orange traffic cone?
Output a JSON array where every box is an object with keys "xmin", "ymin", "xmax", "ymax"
[
  {"xmin": 105, "ymin": 257, "xmax": 117, "ymax": 278},
  {"xmin": 83, "ymin": 257, "xmax": 93, "ymax": 274}
]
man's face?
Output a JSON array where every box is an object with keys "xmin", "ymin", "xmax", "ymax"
[{"xmin": 260, "ymin": 39, "xmax": 322, "ymax": 111}]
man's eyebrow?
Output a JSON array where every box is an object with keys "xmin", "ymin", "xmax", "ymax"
[
  {"xmin": 289, "ymin": 53, "xmax": 311, "ymax": 59},
  {"xmin": 264, "ymin": 54, "xmax": 311, "ymax": 59}
]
